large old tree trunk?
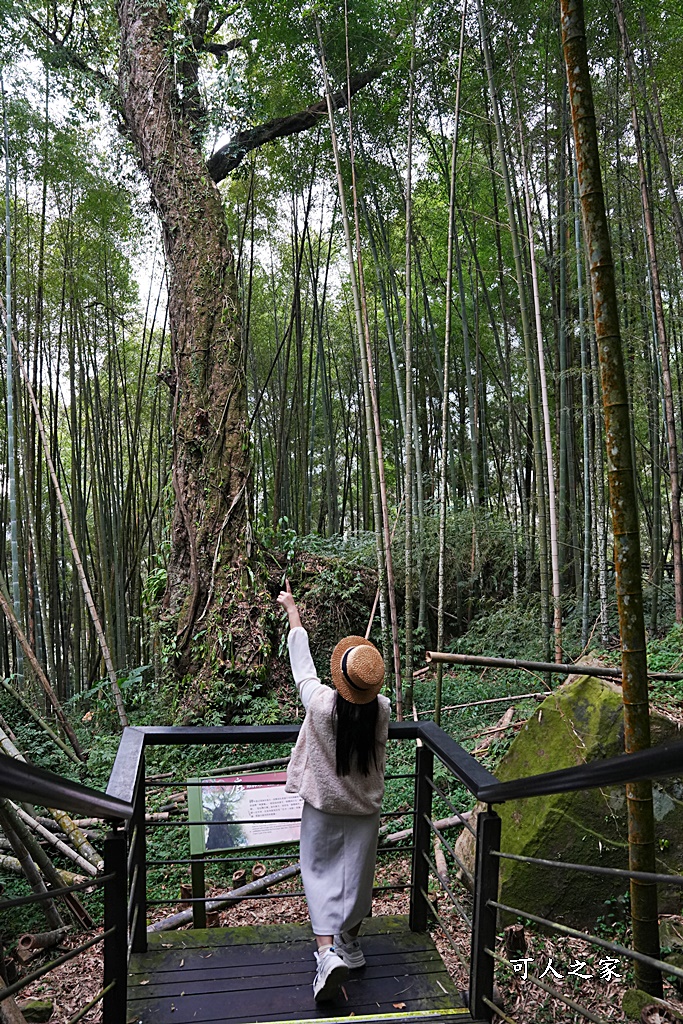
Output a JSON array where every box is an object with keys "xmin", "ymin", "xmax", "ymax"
[
  {"xmin": 114, "ymin": 0, "xmax": 384, "ymax": 699},
  {"xmin": 118, "ymin": 0, "xmax": 251, "ymax": 681}
]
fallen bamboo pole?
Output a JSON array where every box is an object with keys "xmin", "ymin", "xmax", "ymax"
[
  {"xmin": 205, "ymin": 756, "xmax": 291, "ymax": 777},
  {"xmin": 417, "ymin": 692, "xmax": 546, "ymax": 716},
  {"xmin": 426, "ymin": 651, "xmax": 683, "ymax": 682},
  {"xmin": 44, "ymin": 809, "xmax": 102, "ymax": 873},
  {"xmin": 12, "ymin": 805, "xmax": 98, "ymax": 877},
  {"xmin": 0, "ymin": 584, "xmax": 84, "ymax": 760},
  {"xmin": 434, "ymin": 837, "xmax": 449, "ymax": 888},
  {"xmin": 0, "ymin": 727, "xmax": 99, "ymax": 869},
  {"xmin": 147, "ymin": 862, "xmax": 302, "ymax": 933},
  {"xmin": 0, "ymin": 804, "xmax": 64, "ymax": 931},
  {"xmin": 381, "ymin": 812, "xmax": 472, "ymax": 845},
  {"xmin": 17, "ymin": 929, "xmax": 68, "ymax": 955},
  {"xmin": 0, "ymin": 854, "xmax": 86, "ymax": 886}
]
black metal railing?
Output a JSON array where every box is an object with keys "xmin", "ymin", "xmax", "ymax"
[
  {"xmin": 409, "ymin": 719, "xmax": 683, "ymax": 1022},
  {"xmin": 105, "ymin": 723, "xmax": 499, "ymax": 1020},
  {"xmin": 108, "ymin": 725, "xmax": 424, "ymax": 947},
  {"xmin": 476, "ymin": 741, "xmax": 683, "ymax": 1023},
  {"xmin": 0, "ymin": 756, "xmax": 132, "ymax": 1023},
  {"xmin": 6, "ymin": 718, "xmax": 683, "ymax": 1024}
]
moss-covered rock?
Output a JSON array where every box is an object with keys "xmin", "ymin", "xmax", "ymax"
[
  {"xmin": 455, "ymin": 674, "xmax": 683, "ymax": 928},
  {"xmin": 622, "ymin": 988, "xmax": 661, "ymax": 1020},
  {"xmin": 16, "ymin": 998, "xmax": 53, "ymax": 1022}
]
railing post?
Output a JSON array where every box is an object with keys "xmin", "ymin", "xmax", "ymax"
[
  {"xmin": 103, "ymin": 822, "xmax": 128, "ymax": 1024},
  {"xmin": 129, "ymin": 748, "xmax": 147, "ymax": 954},
  {"xmin": 191, "ymin": 854, "xmax": 207, "ymax": 929},
  {"xmin": 469, "ymin": 806, "xmax": 501, "ymax": 1023},
  {"xmin": 409, "ymin": 743, "xmax": 434, "ymax": 932}
]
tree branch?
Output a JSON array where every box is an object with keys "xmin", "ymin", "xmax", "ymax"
[
  {"xmin": 25, "ymin": 12, "xmax": 115, "ymax": 96},
  {"xmin": 206, "ymin": 66, "xmax": 385, "ymax": 183},
  {"xmin": 202, "ymin": 37, "xmax": 244, "ymax": 57}
]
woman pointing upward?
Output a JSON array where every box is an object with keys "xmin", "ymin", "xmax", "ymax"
[{"xmin": 277, "ymin": 580, "xmax": 391, "ymax": 1003}]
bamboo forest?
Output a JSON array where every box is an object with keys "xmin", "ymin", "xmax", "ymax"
[{"xmin": 1, "ymin": 0, "xmax": 683, "ymax": 1019}]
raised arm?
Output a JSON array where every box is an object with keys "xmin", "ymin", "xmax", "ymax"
[
  {"xmin": 277, "ymin": 581, "xmax": 322, "ymax": 709},
  {"xmin": 276, "ymin": 579, "xmax": 302, "ymax": 630}
]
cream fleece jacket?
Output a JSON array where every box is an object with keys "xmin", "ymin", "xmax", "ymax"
[{"xmin": 284, "ymin": 626, "xmax": 391, "ymax": 815}]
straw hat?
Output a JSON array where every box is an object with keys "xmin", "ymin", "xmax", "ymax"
[{"xmin": 330, "ymin": 636, "xmax": 384, "ymax": 705}]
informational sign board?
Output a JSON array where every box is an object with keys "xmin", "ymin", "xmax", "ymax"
[{"xmin": 187, "ymin": 771, "xmax": 303, "ymax": 855}]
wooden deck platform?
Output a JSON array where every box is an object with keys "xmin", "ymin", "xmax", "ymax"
[{"xmin": 127, "ymin": 915, "xmax": 471, "ymax": 1024}]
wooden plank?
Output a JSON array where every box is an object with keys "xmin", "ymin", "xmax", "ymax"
[
  {"xmin": 129, "ymin": 952, "xmax": 451, "ymax": 999},
  {"xmin": 107, "ymin": 727, "xmax": 145, "ymax": 804},
  {"xmin": 142, "ymin": 915, "xmax": 425, "ymax": 952},
  {"xmin": 130, "ymin": 938, "xmax": 440, "ymax": 978},
  {"xmin": 129, "ymin": 1001, "xmax": 469, "ymax": 1024},
  {"xmin": 132, "ymin": 922, "xmax": 438, "ymax": 979},
  {"xmin": 131, "ymin": 937, "xmax": 444, "ymax": 978},
  {"xmin": 129, "ymin": 948, "xmax": 442, "ymax": 984},
  {"xmin": 128, "ymin": 968, "xmax": 461, "ymax": 1023},
  {"xmin": 194, "ymin": 1014, "xmax": 471, "ymax": 1024},
  {"xmin": 129, "ymin": 984, "xmax": 460, "ymax": 1024},
  {"xmin": 127, "ymin": 915, "xmax": 463, "ymax": 1024}
]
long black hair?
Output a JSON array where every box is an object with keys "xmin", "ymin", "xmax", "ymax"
[{"xmin": 333, "ymin": 692, "xmax": 379, "ymax": 777}]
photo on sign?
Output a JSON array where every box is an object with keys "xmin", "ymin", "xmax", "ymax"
[{"xmin": 187, "ymin": 771, "xmax": 304, "ymax": 855}]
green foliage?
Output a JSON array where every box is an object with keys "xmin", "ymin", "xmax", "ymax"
[
  {"xmin": 451, "ymin": 599, "xmax": 552, "ymax": 662},
  {"xmin": 647, "ymin": 624, "xmax": 683, "ymax": 672},
  {"xmin": 0, "ymin": 875, "xmax": 56, "ymax": 939},
  {"xmin": 647, "ymin": 625, "xmax": 683, "ymax": 707},
  {"xmin": 144, "ymin": 566, "xmax": 169, "ymax": 606}
]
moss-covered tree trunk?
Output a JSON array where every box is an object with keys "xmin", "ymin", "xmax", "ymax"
[{"xmin": 118, "ymin": 0, "xmax": 250, "ymax": 677}]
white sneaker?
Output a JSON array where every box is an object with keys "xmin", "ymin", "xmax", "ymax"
[
  {"xmin": 333, "ymin": 931, "xmax": 366, "ymax": 968},
  {"xmin": 312, "ymin": 947, "xmax": 349, "ymax": 1002}
]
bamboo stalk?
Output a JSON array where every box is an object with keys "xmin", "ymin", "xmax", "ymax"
[
  {"xmin": 0, "ymin": 295, "xmax": 128, "ymax": 729},
  {"xmin": 426, "ymin": 650, "xmax": 683, "ymax": 681},
  {"xmin": 11, "ymin": 804, "xmax": 98, "ymax": 877},
  {"xmin": 0, "ymin": 802, "xmax": 64, "ymax": 931},
  {"xmin": 436, "ymin": 0, "xmax": 468, "ymax": 727},
  {"xmin": 0, "ymin": 678, "xmax": 81, "ymax": 766},
  {"xmin": 315, "ymin": 15, "xmax": 400, "ymax": 710},
  {"xmin": 46, "ymin": 809, "xmax": 103, "ymax": 873},
  {"xmin": 0, "ymin": 575, "xmax": 83, "ymax": 760},
  {"xmin": 404, "ymin": 26, "xmax": 415, "ymax": 714},
  {"xmin": 434, "ymin": 837, "xmax": 449, "ymax": 888},
  {"xmin": 17, "ymin": 929, "xmax": 68, "ymax": 954},
  {"xmin": 341, "ymin": 8, "xmax": 402, "ymax": 710},
  {"xmin": 477, "ymin": 0, "xmax": 551, "ymax": 656},
  {"xmin": 613, "ymin": 0, "xmax": 683, "ymax": 625},
  {"xmin": 147, "ymin": 862, "xmax": 302, "ymax": 933},
  {"xmin": 517, "ymin": 123, "xmax": 562, "ymax": 661},
  {"xmin": 561, "ymin": 0, "xmax": 661, "ymax": 994},
  {"xmin": 382, "ymin": 813, "xmax": 472, "ymax": 845},
  {"xmin": 2, "ymin": 78, "xmax": 24, "ymax": 688},
  {"xmin": 0, "ymin": 723, "xmax": 101, "ymax": 869},
  {"xmin": 0, "ymin": 854, "xmax": 86, "ymax": 886}
]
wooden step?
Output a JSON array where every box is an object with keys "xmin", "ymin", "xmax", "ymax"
[{"xmin": 127, "ymin": 915, "xmax": 468, "ymax": 1024}]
